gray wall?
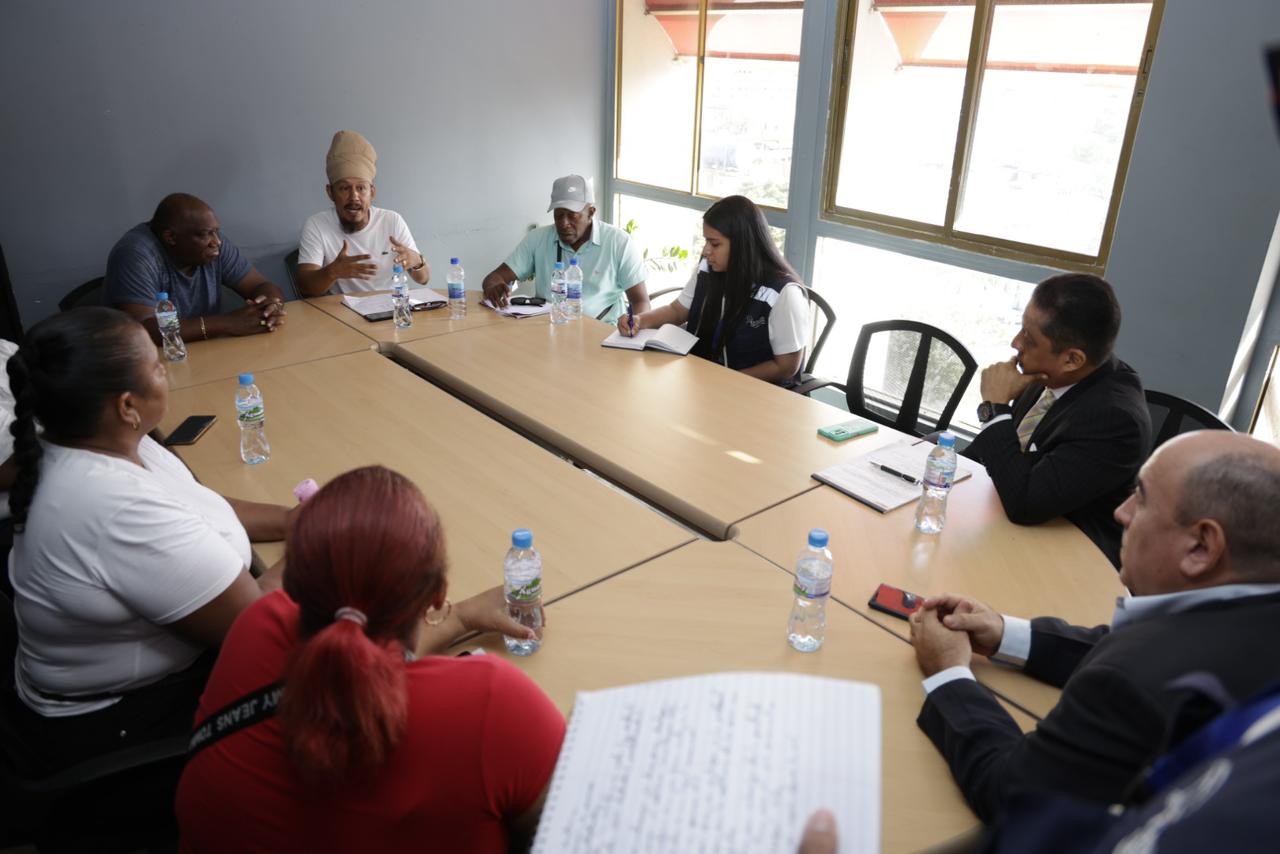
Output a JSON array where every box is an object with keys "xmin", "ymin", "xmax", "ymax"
[
  {"xmin": 0, "ymin": 0, "xmax": 607, "ymax": 323},
  {"xmin": 1107, "ymin": 0, "xmax": 1280, "ymax": 410}
]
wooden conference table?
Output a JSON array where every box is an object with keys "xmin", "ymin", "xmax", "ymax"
[
  {"xmin": 160, "ymin": 349, "xmax": 693, "ymax": 602},
  {"xmin": 392, "ymin": 318, "xmax": 897, "ymax": 539},
  {"xmin": 164, "ymin": 301, "xmax": 374, "ymax": 390},
  {"xmin": 473, "ymin": 540, "xmax": 1038, "ymax": 854},
  {"xmin": 735, "ymin": 471, "xmax": 1126, "ymax": 718}
]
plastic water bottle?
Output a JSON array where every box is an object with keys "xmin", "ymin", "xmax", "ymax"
[
  {"xmin": 447, "ymin": 257, "xmax": 466, "ymax": 320},
  {"xmin": 390, "ymin": 264, "xmax": 412, "ymax": 329},
  {"xmin": 787, "ymin": 529, "xmax": 833, "ymax": 652},
  {"xmin": 235, "ymin": 373, "xmax": 270, "ymax": 465},
  {"xmin": 503, "ymin": 528, "xmax": 544, "ymax": 655},
  {"xmin": 155, "ymin": 292, "xmax": 186, "ymax": 362},
  {"xmin": 565, "ymin": 258, "xmax": 583, "ymax": 320},
  {"xmin": 915, "ymin": 432, "xmax": 958, "ymax": 534},
  {"xmin": 548, "ymin": 261, "xmax": 568, "ymax": 325}
]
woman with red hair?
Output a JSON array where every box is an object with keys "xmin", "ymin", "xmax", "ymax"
[{"xmin": 176, "ymin": 466, "xmax": 565, "ymax": 852}]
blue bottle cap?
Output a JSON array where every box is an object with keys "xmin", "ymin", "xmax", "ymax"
[
  {"xmin": 939, "ymin": 431, "xmax": 957, "ymax": 447},
  {"xmin": 156, "ymin": 292, "xmax": 168, "ymax": 300},
  {"xmin": 512, "ymin": 528, "xmax": 533, "ymax": 549},
  {"xmin": 238, "ymin": 373, "xmax": 254, "ymax": 385},
  {"xmin": 393, "ymin": 264, "xmax": 404, "ymax": 273},
  {"xmin": 569, "ymin": 258, "xmax": 579, "ymax": 266},
  {"xmin": 808, "ymin": 528, "xmax": 829, "ymax": 549},
  {"xmin": 450, "ymin": 257, "xmax": 459, "ymax": 265},
  {"xmin": 553, "ymin": 261, "xmax": 565, "ymax": 270}
]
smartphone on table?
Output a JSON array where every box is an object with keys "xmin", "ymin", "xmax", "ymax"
[
  {"xmin": 165, "ymin": 415, "xmax": 217, "ymax": 446},
  {"xmin": 817, "ymin": 417, "xmax": 878, "ymax": 442},
  {"xmin": 868, "ymin": 583, "xmax": 923, "ymax": 620}
]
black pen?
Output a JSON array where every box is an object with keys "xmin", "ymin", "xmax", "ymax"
[{"xmin": 869, "ymin": 461, "xmax": 920, "ymax": 485}]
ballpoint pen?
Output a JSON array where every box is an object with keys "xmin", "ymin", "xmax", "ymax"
[
  {"xmin": 627, "ymin": 304, "xmax": 635, "ymax": 335},
  {"xmin": 869, "ymin": 461, "xmax": 919, "ymax": 485}
]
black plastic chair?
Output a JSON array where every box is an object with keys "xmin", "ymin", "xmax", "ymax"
[
  {"xmin": 57, "ymin": 276, "xmax": 104, "ymax": 313},
  {"xmin": 796, "ymin": 285, "xmax": 836, "ymax": 386},
  {"xmin": 0, "ymin": 589, "xmax": 188, "ymax": 849},
  {"xmin": 802, "ymin": 319, "xmax": 978, "ymax": 437},
  {"xmin": 284, "ymin": 248, "xmax": 303, "ymax": 301},
  {"xmin": 0, "ymin": 244, "xmax": 22, "ymax": 344},
  {"xmin": 1145, "ymin": 389, "xmax": 1233, "ymax": 449}
]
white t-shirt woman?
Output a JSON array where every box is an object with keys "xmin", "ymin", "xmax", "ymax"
[{"xmin": 12, "ymin": 436, "xmax": 248, "ymax": 717}]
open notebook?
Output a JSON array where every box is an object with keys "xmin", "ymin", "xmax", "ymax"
[
  {"xmin": 812, "ymin": 438, "xmax": 973, "ymax": 513},
  {"xmin": 601, "ymin": 324, "xmax": 698, "ymax": 355},
  {"xmin": 340, "ymin": 289, "xmax": 446, "ymax": 322},
  {"xmin": 533, "ymin": 672, "xmax": 881, "ymax": 854}
]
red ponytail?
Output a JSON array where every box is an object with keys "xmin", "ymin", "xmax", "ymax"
[{"xmin": 279, "ymin": 466, "xmax": 445, "ymax": 782}]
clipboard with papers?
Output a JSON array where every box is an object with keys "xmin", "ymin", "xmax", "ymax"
[
  {"xmin": 340, "ymin": 289, "xmax": 447, "ymax": 322},
  {"xmin": 812, "ymin": 439, "xmax": 973, "ymax": 513}
]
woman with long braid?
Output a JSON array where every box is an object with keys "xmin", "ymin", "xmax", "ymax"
[
  {"xmin": 4, "ymin": 307, "xmax": 292, "ymax": 772},
  {"xmin": 177, "ymin": 467, "xmax": 560, "ymax": 852}
]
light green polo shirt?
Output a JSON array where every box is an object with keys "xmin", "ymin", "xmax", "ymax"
[{"xmin": 504, "ymin": 219, "xmax": 646, "ymax": 323}]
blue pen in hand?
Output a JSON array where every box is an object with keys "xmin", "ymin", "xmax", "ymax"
[{"xmin": 627, "ymin": 304, "xmax": 635, "ymax": 336}]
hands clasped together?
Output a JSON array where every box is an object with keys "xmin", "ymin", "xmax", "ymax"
[{"xmin": 908, "ymin": 594, "xmax": 1006, "ymax": 677}]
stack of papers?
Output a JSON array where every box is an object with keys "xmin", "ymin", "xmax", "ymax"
[
  {"xmin": 480, "ymin": 299, "xmax": 551, "ymax": 318},
  {"xmin": 340, "ymin": 289, "xmax": 447, "ymax": 322},
  {"xmin": 812, "ymin": 439, "xmax": 973, "ymax": 513},
  {"xmin": 533, "ymin": 672, "xmax": 880, "ymax": 854},
  {"xmin": 601, "ymin": 324, "xmax": 698, "ymax": 356}
]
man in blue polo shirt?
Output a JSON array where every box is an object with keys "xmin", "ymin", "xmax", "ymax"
[
  {"xmin": 104, "ymin": 193, "xmax": 287, "ymax": 343},
  {"xmin": 481, "ymin": 175, "xmax": 650, "ymax": 323}
]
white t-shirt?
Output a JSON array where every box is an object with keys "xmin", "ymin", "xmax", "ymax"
[
  {"xmin": 297, "ymin": 207, "xmax": 421, "ymax": 294},
  {"xmin": 11, "ymin": 437, "xmax": 249, "ymax": 717},
  {"xmin": 677, "ymin": 260, "xmax": 809, "ymax": 357},
  {"xmin": 0, "ymin": 339, "xmax": 18, "ymax": 520}
]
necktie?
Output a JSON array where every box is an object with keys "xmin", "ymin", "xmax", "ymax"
[{"xmin": 1017, "ymin": 388, "xmax": 1055, "ymax": 452}]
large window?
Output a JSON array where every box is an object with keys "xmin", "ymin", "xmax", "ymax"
[
  {"xmin": 826, "ymin": 0, "xmax": 1160, "ymax": 270},
  {"xmin": 616, "ymin": 0, "xmax": 806, "ymax": 207}
]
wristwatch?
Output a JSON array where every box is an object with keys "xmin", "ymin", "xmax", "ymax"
[
  {"xmin": 408, "ymin": 254, "xmax": 426, "ymax": 273},
  {"xmin": 977, "ymin": 401, "xmax": 1013, "ymax": 424}
]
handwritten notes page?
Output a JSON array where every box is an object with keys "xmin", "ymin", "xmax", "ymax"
[{"xmin": 533, "ymin": 672, "xmax": 881, "ymax": 854}]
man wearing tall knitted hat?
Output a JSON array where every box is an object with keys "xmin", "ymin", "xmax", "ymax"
[{"xmin": 295, "ymin": 131, "xmax": 430, "ymax": 296}]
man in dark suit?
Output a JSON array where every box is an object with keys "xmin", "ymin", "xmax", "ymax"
[
  {"xmin": 908, "ymin": 431, "xmax": 1280, "ymax": 823},
  {"xmin": 966, "ymin": 274, "xmax": 1151, "ymax": 567}
]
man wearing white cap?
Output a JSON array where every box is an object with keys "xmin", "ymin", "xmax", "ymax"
[
  {"xmin": 481, "ymin": 175, "xmax": 650, "ymax": 323},
  {"xmin": 295, "ymin": 131, "xmax": 430, "ymax": 296}
]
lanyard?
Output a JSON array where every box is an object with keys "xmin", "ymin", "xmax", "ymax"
[{"xmin": 1143, "ymin": 682, "xmax": 1280, "ymax": 795}]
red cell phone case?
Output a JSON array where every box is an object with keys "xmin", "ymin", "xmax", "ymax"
[{"xmin": 868, "ymin": 583, "xmax": 922, "ymax": 620}]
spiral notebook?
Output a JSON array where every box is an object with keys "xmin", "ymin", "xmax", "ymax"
[
  {"xmin": 532, "ymin": 672, "xmax": 881, "ymax": 854},
  {"xmin": 340, "ymin": 289, "xmax": 446, "ymax": 322}
]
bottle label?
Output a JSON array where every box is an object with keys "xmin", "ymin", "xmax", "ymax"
[
  {"xmin": 567, "ymin": 283, "xmax": 582, "ymax": 300},
  {"xmin": 157, "ymin": 310, "xmax": 179, "ymax": 330},
  {"xmin": 507, "ymin": 575, "xmax": 542, "ymax": 602},
  {"xmin": 448, "ymin": 283, "xmax": 464, "ymax": 300},
  {"xmin": 793, "ymin": 577, "xmax": 830, "ymax": 599},
  {"xmin": 237, "ymin": 405, "xmax": 265, "ymax": 424}
]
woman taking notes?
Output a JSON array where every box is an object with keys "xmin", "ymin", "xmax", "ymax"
[
  {"xmin": 618, "ymin": 195, "xmax": 809, "ymax": 385},
  {"xmin": 177, "ymin": 466, "xmax": 564, "ymax": 852},
  {"xmin": 5, "ymin": 308, "xmax": 291, "ymax": 772}
]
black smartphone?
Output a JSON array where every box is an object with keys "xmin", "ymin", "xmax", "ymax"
[
  {"xmin": 510, "ymin": 296, "xmax": 546, "ymax": 306},
  {"xmin": 165, "ymin": 415, "xmax": 217, "ymax": 446},
  {"xmin": 868, "ymin": 583, "xmax": 923, "ymax": 620}
]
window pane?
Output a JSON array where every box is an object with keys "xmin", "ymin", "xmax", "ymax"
[
  {"xmin": 833, "ymin": 0, "xmax": 973, "ymax": 224},
  {"xmin": 955, "ymin": 2, "xmax": 1153, "ymax": 255},
  {"xmin": 698, "ymin": 1, "xmax": 804, "ymax": 207},
  {"xmin": 811, "ymin": 237, "xmax": 1035, "ymax": 434},
  {"xmin": 616, "ymin": 194, "xmax": 705, "ymax": 294},
  {"xmin": 618, "ymin": 0, "xmax": 699, "ymax": 191}
]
